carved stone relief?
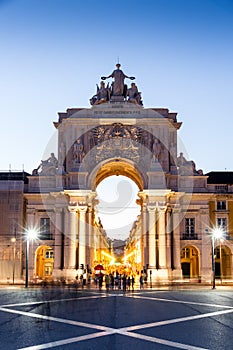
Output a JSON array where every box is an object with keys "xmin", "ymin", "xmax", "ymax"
[{"xmin": 68, "ymin": 123, "xmax": 168, "ymax": 174}]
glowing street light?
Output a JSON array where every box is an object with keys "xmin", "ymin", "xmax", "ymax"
[
  {"xmin": 11, "ymin": 237, "xmax": 16, "ymax": 285},
  {"xmin": 211, "ymin": 227, "xmax": 224, "ymax": 289},
  {"xmin": 25, "ymin": 228, "xmax": 38, "ymax": 288}
]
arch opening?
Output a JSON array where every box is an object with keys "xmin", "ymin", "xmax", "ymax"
[
  {"xmin": 90, "ymin": 159, "xmax": 145, "ymax": 191},
  {"xmin": 181, "ymin": 246, "xmax": 200, "ymax": 279},
  {"xmin": 214, "ymin": 245, "xmax": 232, "ymax": 280},
  {"xmin": 96, "ymin": 175, "xmax": 140, "ymax": 241},
  {"xmin": 35, "ymin": 245, "xmax": 54, "ymax": 280},
  {"xmin": 95, "ymin": 174, "xmax": 141, "ymax": 274}
]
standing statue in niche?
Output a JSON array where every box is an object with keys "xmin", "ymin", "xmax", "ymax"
[
  {"xmin": 152, "ymin": 138, "xmax": 162, "ymax": 161},
  {"xmin": 73, "ymin": 139, "xmax": 85, "ymax": 163},
  {"xmin": 101, "ymin": 63, "xmax": 135, "ymax": 97}
]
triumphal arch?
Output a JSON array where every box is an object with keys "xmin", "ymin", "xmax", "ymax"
[{"xmin": 26, "ymin": 63, "xmax": 216, "ymax": 283}]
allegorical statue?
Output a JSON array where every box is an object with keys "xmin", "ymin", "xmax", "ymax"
[
  {"xmin": 32, "ymin": 153, "xmax": 58, "ymax": 175},
  {"xmin": 90, "ymin": 63, "xmax": 143, "ymax": 105},
  {"xmin": 101, "ymin": 63, "xmax": 135, "ymax": 97},
  {"xmin": 73, "ymin": 139, "xmax": 85, "ymax": 163},
  {"xmin": 177, "ymin": 152, "xmax": 203, "ymax": 175},
  {"xmin": 90, "ymin": 81, "xmax": 110, "ymax": 105},
  {"xmin": 127, "ymin": 82, "xmax": 143, "ymax": 105}
]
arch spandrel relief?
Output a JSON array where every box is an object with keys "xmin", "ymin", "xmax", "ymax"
[{"xmin": 66, "ymin": 123, "xmax": 168, "ymax": 181}]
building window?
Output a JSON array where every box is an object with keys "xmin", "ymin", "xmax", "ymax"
[
  {"xmin": 181, "ymin": 247, "xmax": 190, "ymax": 259},
  {"xmin": 217, "ymin": 201, "xmax": 226, "ymax": 210},
  {"xmin": 40, "ymin": 218, "xmax": 52, "ymax": 240},
  {"xmin": 185, "ymin": 218, "xmax": 195, "ymax": 236},
  {"xmin": 217, "ymin": 218, "xmax": 227, "ymax": 230},
  {"xmin": 45, "ymin": 250, "xmax": 54, "ymax": 259}
]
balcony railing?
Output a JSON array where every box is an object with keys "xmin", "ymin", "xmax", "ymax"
[{"xmin": 181, "ymin": 233, "xmax": 199, "ymax": 240}]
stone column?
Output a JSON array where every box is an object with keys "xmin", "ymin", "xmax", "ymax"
[
  {"xmin": 53, "ymin": 208, "xmax": 63, "ymax": 276},
  {"xmin": 200, "ymin": 208, "xmax": 211, "ymax": 282},
  {"xmin": 166, "ymin": 208, "xmax": 172, "ymax": 269},
  {"xmin": 148, "ymin": 206, "xmax": 156, "ymax": 268},
  {"xmin": 172, "ymin": 208, "xmax": 182, "ymax": 279},
  {"xmin": 78, "ymin": 206, "xmax": 87, "ymax": 268},
  {"xmin": 67, "ymin": 205, "xmax": 78, "ymax": 274},
  {"xmin": 141, "ymin": 204, "xmax": 147, "ymax": 268},
  {"xmin": 158, "ymin": 207, "xmax": 166, "ymax": 269},
  {"xmin": 88, "ymin": 207, "xmax": 95, "ymax": 268}
]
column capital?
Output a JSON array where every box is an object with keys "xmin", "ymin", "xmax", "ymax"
[
  {"xmin": 55, "ymin": 207, "xmax": 63, "ymax": 214},
  {"xmin": 27, "ymin": 208, "xmax": 36, "ymax": 215},
  {"xmin": 172, "ymin": 207, "xmax": 181, "ymax": 214},
  {"xmin": 68, "ymin": 202, "xmax": 78, "ymax": 213},
  {"xmin": 77, "ymin": 205, "xmax": 88, "ymax": 213},
  {"xmin": 147, "ymin": 206, "xmax": 157, "ymax": 212},
  {"xmin": 158, "ymin": 206, "xmax": 167, "ymax": 213}
]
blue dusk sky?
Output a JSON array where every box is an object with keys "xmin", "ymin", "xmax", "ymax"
[
  {"xmin": 0, "ymin": 0, "xmax": 233, "ymax": 238},
  {"xmin": 0, "ymin": 0, "xmax": 233, "ymax": 173}
]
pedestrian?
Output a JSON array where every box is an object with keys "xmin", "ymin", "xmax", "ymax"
[
  {"xmin": 94, "ymin": 276, "xmax": 98, "ymax": 288},
  {"xmin": 83, "ymin": 272, "xmax": 87, "ymax": 287},
  {"xmin": 127, "ymin": 276, "xmax": 131, "ymax": 290},
  {"xmin": 80, "ymin": 274, "xmax": 83, "ymax": 288},
  {"xmin": 110, "ymin": 273, "xmax": 114, "ymax": 290},
  {"xmin": 105, "ymin": 274, "xmax": 110, "ymax": 292},
  {"xmin": 115, "ymin": 276, "xmax": 118, "ymax": 290},
  {"xmin": 118, "ymin": 275, "xmax": 122, "ymax": 290},
  {"xmin": 122, "ymin": 274, "xmax": 127, "ymax": 293},
  {"xmin": 98, "ymin": 274, "xmax": 103, "ymax": 290},
  {"xmin": 140, "ymin": 275, "xmax": 144, "ymax": 289},
  {"xmin": 131, "ymin": 275, "xmax": 135, "ymax": 291}
]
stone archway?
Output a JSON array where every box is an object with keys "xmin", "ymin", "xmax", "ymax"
[
  {"xmin": 214, "ymin": 245, "xmax": 232, "ymax": 279},
  {"xmin": 33, "ymin": 100, "xmax": 186, "ymax": 282},
  {"xmin": 88, "ymin": 158, "xmax": 145, "ymax": 191},
  {"xmin": 35, "ymin": 245, "xmax": 54, "ymax": 279},
  {"xmin": 181, "ymin": 246, "xmax": 200, "ymax": 279}
]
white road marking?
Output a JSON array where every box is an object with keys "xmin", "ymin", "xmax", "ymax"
[
  {"xmin": 120, "ymin": 308, "xmax": 233, "ymax": 331},
  {"xmin": 124, "ymin": 293, "xmax": 233, "ymax": 309},
  {"xmin": 17, "ymin": 331, "xmax": 112, "ymax": 350},
  {"xmin": 120, "ymin": 330, "xmax": 208, "ymax": 350},
  {"xmin": 0, "ymin": 293, "xmax": 112, "ymax": 308},
  {"xmin": 0, "ymin": 307, "xmax": 114, "ymax": 332},
  {"xmin": 1, "ymin": 292, "xmax": 233, "ymax": 350}
]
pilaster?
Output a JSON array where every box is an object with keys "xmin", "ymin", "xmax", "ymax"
[
  {"xmin": 158, "ymin": 207, "xmax": 166, "ymax": 269},
  {"xmin": 78, "ymin": 205, "xmax": 88, "ymax": 268},
  {"xmin": 172, "ymin": 208, "xmax": 182, "ymax": 279},
  {"xmin": 64, "ymin": 205, "xmax": 78, "ymax": 278},
  {"xmin": 53, "ymin": 208, "xmax": 63, "ymax": 277},
  {"xmin": 147, "ymin": 206, "xmax": 157, "ymax": 268}
]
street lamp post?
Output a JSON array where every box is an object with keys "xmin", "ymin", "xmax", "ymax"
[
  {"xmin": 211, "ymin": 227, "xmax": 224, "ymax": 290},
  {"xmin": 11, "ymin": 237, "xmax": 16, "ymax": 285},
  {"xmin": 25, "ymin": 237, "xmax": 29, "ymax": 288},
  {"xmin": 211, "ymin": 234, "xmax": 216, "ymax": 289},
  {"xmin": 25, "ymin": 229, "xmax": 38, "ymax": 288}
]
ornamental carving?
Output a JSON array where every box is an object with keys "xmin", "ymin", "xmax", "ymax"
[{"xmin": 68, "ymin": 123, "xmax": 165, "ymax": 174}]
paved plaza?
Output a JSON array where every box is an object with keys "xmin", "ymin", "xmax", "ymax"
[{"xmin": 0, "ymin": 286, "xmax": 233, "ymax": 349}]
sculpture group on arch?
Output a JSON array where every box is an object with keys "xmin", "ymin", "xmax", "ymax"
[{"xmin": 90, "ymin": 63, "xmax": 143, "ymax": 106}]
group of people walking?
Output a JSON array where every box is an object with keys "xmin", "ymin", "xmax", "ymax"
[{"xmin": 95, "ymin": 273, "xmax": 135, "ymax": 292}]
